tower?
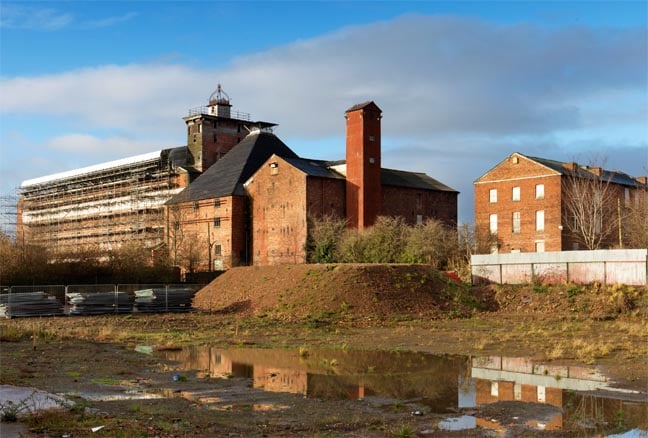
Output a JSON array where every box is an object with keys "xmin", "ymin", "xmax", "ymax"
[
  {"xmin": 345, "ymin": 101, "xmax": 382, "ymax": 230},
  {"xmin": 184, "ymin": 84, "xmax": 277, "ymax": 172}
]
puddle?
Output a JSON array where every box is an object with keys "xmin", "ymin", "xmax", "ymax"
[
  {"xmin": 438, "ymin": 414, "xmax": 477, "ymax": 430},
  {"xmin": 70, "ymin": 389, "xmax": 165, "ymax": 402},
  {"xmin": 160, "ymin": 347, "xmax": 648, "ymax": 435}
]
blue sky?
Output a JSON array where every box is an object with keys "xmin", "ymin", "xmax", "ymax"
[{"xmin": 1, "ymin": 1, "xmax": 647, "ymax": 225}]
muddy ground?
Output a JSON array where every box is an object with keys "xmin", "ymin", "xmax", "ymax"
[{"xmin": 1, "ymin": 264, "xmax": 647, "ymax": 437}]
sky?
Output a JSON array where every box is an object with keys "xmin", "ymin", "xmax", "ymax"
[{"xmin": 1, "ymin": 0, "xmax": 647, "ymax": 226}]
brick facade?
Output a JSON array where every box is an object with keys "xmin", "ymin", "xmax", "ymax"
[
  {"xmin": 382, "ymin": 185, "xmax": 458, "ymax": 227},
  {"xmin": 246, "ymin": 156, "xmax": 310, "ymax": 266},
  {"xmin": 475, "ymin": 153, "xmax": 646, "ymax": 253},
  {"xmin": 166, "ymin": 195, "xmax": 248, "ymax": 272}
]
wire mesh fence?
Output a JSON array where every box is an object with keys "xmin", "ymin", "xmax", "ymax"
[{"xmin": 1, "ymin": 284, "xmax": 202, "ymax": 318}]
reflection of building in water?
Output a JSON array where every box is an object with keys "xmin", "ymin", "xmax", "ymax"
[
  {"xmin": 163, "ymin": 347, "xmax": 461, "ymax": 405},
  {"xmin": 162, "ymin": 348, "xmax": 647, "ymax": 433},
  {"xmin": 471, "ymin": 356, "xmax": 647, "ymax": 432}
]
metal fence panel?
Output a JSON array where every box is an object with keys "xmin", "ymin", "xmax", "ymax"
[{"xmin": 1, "ymin": 285, "xmax": 66, "ymax": 318}]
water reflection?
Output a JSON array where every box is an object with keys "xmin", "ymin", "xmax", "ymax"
[{"xmin": 161, "ymin": 347, "xmax": 647, "ymax": 434}]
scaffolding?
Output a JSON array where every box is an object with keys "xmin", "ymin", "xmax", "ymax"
[
  {"xmin": 18, "ymin": 149, "xmax": 185, "ymax": 256},
  {"xmin": 0, "ymin": 193, "xmax": 18, "ymax": 238}
]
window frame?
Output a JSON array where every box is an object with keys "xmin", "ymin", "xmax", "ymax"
[
  {"xmin": 512, "ymin": 211, "xmax": 521, "ymax": 234},
  {"xmin": 489, "ymin": 189, "xmax": 497, "ymax": 203},
  {"xmin": 535, "ymin": 210, "xmax": 545, "ymax": 232},
  {"xmin": 489, "ymin": 213, "xmax": 498, "ymax": 234}
]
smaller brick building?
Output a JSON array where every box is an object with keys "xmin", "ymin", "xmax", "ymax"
[
  {"xmin": 165, "ymin": 131, "xmax": 298, "ymax": 271},
  {"xmin": 474, "ymin": 152, "xmax": 646, "ymax": 253}
]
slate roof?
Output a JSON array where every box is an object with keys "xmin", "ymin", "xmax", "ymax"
[
  {"xmin": 345, "ymin": 101, "xmax": 382, "ymax": 113},
  {"xmin": 281, "ymin": 157, "xmax": 457, "ymax": 192},
  {"xmin": 525, "ymin": 154, "xmax": 642, "ymax": 187},
  {"xmin": 282, "ymin": 157, "xmax": 345, "ymax": 180},
  {"xmin": 381, "ymin": 168, "xmax": 458, "ymax": 192},
  {"xmin": 166, "ymin": 131, "xmax": 298, "ymax": 204}
]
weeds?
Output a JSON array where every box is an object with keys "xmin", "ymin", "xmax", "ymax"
[{"xmin": 394, "ymin": 423, "xmax": 415, "ymax": 437}]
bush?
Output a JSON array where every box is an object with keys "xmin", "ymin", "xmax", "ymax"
[{"xmin": 307, "ymin": 215, "xmax": 462, "ymax": 269}]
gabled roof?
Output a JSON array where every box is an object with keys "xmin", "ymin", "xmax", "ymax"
[
  {"xmin": 381, "ymin": 168, "xmax": 458, "ymax": 192},
  {"xmin": 476, "ymin": 152, "xmax": 644, "ymax": 188},
  {"xmin": 345, "ymin": 101, "xmax": 382, "ymax": 113},
  {"xmin": 526, "ymin": 154, "xmax": 642, "ymax": 187},
  {"xmin": 166, "ymin": 131, "xmax": 297, "ymax": 204},
  {"xmin": 282, "ymin": 157, "xmax": 345, "ymax": 180}
]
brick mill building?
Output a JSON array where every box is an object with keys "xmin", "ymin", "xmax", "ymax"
[
  {"xmin": 245, "ymin": 102, "xmax": 458, "ymax": 266},
  {"xmin": 474, "ymin": 152, "xmax": 647, "ymax": 253},
  {"xmin": 169, "ymin": 101, "xmax": 457, "ymax": 270},
  {"xmin": 18, "ymin": 88, "xmax": 458, "ymax": 271}
]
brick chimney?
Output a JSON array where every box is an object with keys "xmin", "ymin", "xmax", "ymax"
[{"xmin": 345, "ymin": 101, "xmax": 382, "ymax": 230}]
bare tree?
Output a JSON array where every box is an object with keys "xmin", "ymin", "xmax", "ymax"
[
  {"xmin": 168, "ymin": 205, "xmax": 188, "ymax": 267},
  {"xmin": 561, "ymin": 162, "xmax": 621, "ymax": 250}
]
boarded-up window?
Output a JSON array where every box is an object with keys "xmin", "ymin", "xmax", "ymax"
[
  {"xmin": 489, "ymin": 214, "xmax": 498, "ymax": 234},
  {"xmin": 512, "ymin": 186, "xmax": 520, "ymax": 201},
  {"xmin": 535, "ymin": 210, "xmax": 544, "ymax": 232},
  {"xmin": 535, "ymin": 184, "xmax": 544, "ymax": 200},
  {"xmin": 512, "ymin": 212, "xmax": 521, "ymax": 233}
]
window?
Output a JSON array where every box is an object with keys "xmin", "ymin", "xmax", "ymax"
[
  {"xmin": 489, "ymin": 214, "xmax": 498, "ymax": 234},
  {"xmin": 512, "ymin": 212, "xmax": 521, "ymax": 234},
  {"xmin": 416, "ymin": 193, "xmax": 422, "ymax": 210},
  {"xmin": 512, "ymin": 186, "xmax": 520, "ymax": 201},
  {"xmin": 173, "ymin": 221, "xmax": 180, "ymax": 230},
  {"xmin": 213, "ymin": 217, "xmax": 221, "ymax": 228},
  {"xmin": 535, "ymin": 241, "xmax": 545, "ymax": 252},
  {"xmin": 214, "ymin": 198, "xmax": 221, "ymax": 208},
  {"xmin": 535, "ymin": 210, "xmax": 544, "ymax": 232},
  {"xmin": 416, "ymin": 214, "xmax": 423, "ymax": 225},
  {"xmin": 193, "ymin": 201, "xmax": 199, "ymax": 211},
  {"xmin": 625, "ymin": 188, "xmax": 630, "ymax": 207},
  {"xmin": 535, "ymin": 184, "xmax": 544, "ymax": 200},
  {"xmin": 214, "ymin": 244, "xmax": 222, "ymax": 256},
  {"xmin": 489, "ymin": 189, "xmax": 497, "ymax": 203},
  {"xmin": 491, "ymin": 382, "xmax": 499, "ymax": 397}
]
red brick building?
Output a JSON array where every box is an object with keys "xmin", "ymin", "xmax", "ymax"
[
  {"xmin": 165, "ymin": 131, "xmax": 298, "ymax": 271},
  {"xmin": 474, "ymin": 153, "xmax": 646, "ymax": 253},
  {"xmin": 167, "ymin": 100, "xmax": 457, "ymax": 271},
  {"xmin": 245, "ymin": 102, "xmax": 458, "ymax": 266}
]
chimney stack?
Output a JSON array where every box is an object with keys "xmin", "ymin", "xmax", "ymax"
[{"xmin": 345, "ymin": 101, "xmax": 382, "ymax": 230}]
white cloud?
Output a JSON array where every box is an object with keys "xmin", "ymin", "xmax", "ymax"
[
  {"xmin": 1, "ymin": 64, "xmax": 212, "ymax": 136},
  {"xmin": 2, "ymin": 15, "xmax": 644, "ymax": 140},
  {"xmin": 1, "ymin": 14, "xmax": 646, "ymax": 222},
  {"xmin": 0, "ymin": 4, "xmax": 73, "ymax": 30},
  {"xmin": 80, "ymin": 12, "xmax": 138, "ymax": 29},
  {"xmin": 46, "ymin": 133, "xmax": 161, "ymax": 157}
]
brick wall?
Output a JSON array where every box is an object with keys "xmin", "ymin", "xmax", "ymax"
[
  {"xmin": 306, "ymin": 177, "xmax": 345, "ymax": 219},
  {"xmin": 168, "ymin": 195, "xmax": 241, "ymax": 271},
  {"xmin": 382, "ymin": 186, "xmax": 457, "ymax": 227},
  {"xmin": 186, "ymin": 116, "xmax": 247, "ymax": 172},
  {"xmin": 247, "ymin": 156, "xmax": 309, "ymax": 266},
  {"xmin": 345, "ymin": 104, "xmax": 382, "ymax": 230},
  {"xmin": 475, "ymin": 154, "xmax": 563, "ymax": 253}
]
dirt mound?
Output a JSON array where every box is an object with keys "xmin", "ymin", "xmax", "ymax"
[{"xmin": 193, "ymin": 264, "xmax": 489, "ymax": 322}]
